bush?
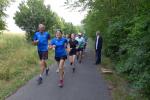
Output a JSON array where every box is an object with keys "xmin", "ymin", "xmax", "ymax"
[
  {"xmin": 74, "ymin": 0, "xmax": 150, "ymax": 98},
  {"xmin": 105, "ymin": 14, "xmax": 150, "ymax": 99},
  {"xmin": 118, "ymin": 15, "xmax": 150, "ymax": 98}
]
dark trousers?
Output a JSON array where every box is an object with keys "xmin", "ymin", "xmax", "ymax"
[{"xmin": 96, "ymin": 50, "xmax": 101, "ymax": 64}]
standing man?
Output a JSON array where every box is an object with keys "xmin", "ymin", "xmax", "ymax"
[
  {"xmin": 95, "ymin": 31, "xmax": 103, "ymax": 65},
  {"xmin": 33, "ymin": 24, "xmax": 50, "ymax": 85}
]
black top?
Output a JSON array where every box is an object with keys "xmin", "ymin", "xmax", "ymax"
[
  {"xmin": 95, "ymin": 36, "xmax": 103, "ymax": 51},
  {"xmin": 69, "ymin": 39, "xmax": 78, "ymax": 49}
]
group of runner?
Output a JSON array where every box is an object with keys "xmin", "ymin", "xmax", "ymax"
[{"xmin": 33, "ymin": 24, "xmax": 87, "ymax": 88}]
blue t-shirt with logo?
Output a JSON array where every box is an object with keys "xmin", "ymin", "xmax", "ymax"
[
  {"xmin": 50, "ymin": 37, "xmax": 68, "ymax": 57},
  {"xmin": 33, "ymin": 32, "xmax": 50, "ymax": 51}
]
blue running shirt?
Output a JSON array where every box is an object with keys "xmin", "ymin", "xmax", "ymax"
[
  {"xmin": 33, "ymin": 32, "xmax": 50, "ymax": 51},
  {"xmin": 50, "ymin": 37, "xmax": 68, "ymax": 57}
]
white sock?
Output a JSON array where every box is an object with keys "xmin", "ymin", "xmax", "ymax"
[
  {"xmin": 46, "ymin": 67, "xmax": 49, "ymax": 70},
  {"xmin": 40, "ymin": 74, "xmax": 43, "ymax": 78}
]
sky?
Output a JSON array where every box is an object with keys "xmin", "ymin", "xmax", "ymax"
[{"xmin": 5, "ymin": 0, "xmax": 87, "ymax": 32}]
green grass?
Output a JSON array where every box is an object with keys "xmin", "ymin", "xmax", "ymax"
[
  {"xmin": 100, "ymin": 57, "xmax": 145, "ymax": 100},
  {"xmin": 0, "ymin": 34, "xmax": 52, "ymax": 100},
  {"xmin": 100, "ymin": 57, "xmax": 135, "ymax": 100}
]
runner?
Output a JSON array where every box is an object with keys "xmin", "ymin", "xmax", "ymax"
[
  {"xmin": 83, "ymin": 34, "xmax": 88, "ymax": 52},
  {"xmin": 68, "ymin": 33, "xmax": 78, "ymax": 72},
  {"xmin": 33, "ymin": 24, "xmax": 50, "ymax": 85},
  {"xmin": 75, "ymin": 33, "xmax": 85, "ymax": 63},
  {"xmin": 49, "ymin": 29, "xmax": 68, "ymax": 88},
  {"xmin": 55, "ymin": 34, "xmax": 70, "ymax": 73}
]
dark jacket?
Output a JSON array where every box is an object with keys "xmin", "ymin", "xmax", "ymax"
[{"xmin": 95, "ymin": 36, "xmax": 103, "ymax": 51}]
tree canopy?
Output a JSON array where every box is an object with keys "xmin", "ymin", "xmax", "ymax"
[
  {"xmin": 0, "ymin": 0, "xmax": 11, "ymax": 31},
  {"xmin": 14, "ymin": 0, "xmax": 57, "ymax": 40},
  {"xmin": 14, "ymin": 0, "xmax": 79, "ymax": 40}
]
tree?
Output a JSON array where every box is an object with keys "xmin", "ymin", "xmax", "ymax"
[
  {"xmin": 64, "ymin": 0, "xmax": 93, "ymax": 10},
  {"xmin": 14, "ymin": 0, "xmax": 56, "ymax": 40},
  {"xmin": 0, "ymin": 0, "xmax": 11, "ymax": 31},
  {"xmin": 63, "ymin": 22, "xmax": 78, "ymax": 34}
]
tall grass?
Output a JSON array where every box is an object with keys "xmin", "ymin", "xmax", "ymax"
[{"xmin": 0, "ymin": 34, "xmax": 52, "ymax": 100}]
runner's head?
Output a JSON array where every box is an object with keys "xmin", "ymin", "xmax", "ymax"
[
  {"xmin": 71, "ymin": 33, "xmax": 75, "ymax": 39},
  {"xmin": 55, "ymin": 29, "xmax": 63, "ymax": 39},
  {"xmin": 96, "ymin": 31, "xmax": 100, "ymax": 36},
  {"xmin": 78, "ymin": 33, "xmax": 82, "ymax": 38},
  {"xmin": 38, "ymin": 24, "xmax": 45, "ymax": 32}
]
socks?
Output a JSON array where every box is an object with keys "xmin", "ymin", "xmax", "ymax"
[
  {"xmin": 60, "ymin": 80, "xmax": 63, "ymax": 84},
  {"xmin": 40, "ymin": 74, "xmax": 42, "ymax": 77},
  {"xmin": 46, "ymin": 67, "xmax": 49, "ymax": 70}
]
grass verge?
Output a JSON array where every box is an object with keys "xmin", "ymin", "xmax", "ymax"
[
  {"xmin": 88, "ymin": 38, "xmax": 140, "ymax": 100},
  {"xmin": 0, "ymin": 34, "xmax": 52, "ymax": 100},
  {"xmin": 100, "ymin": 57, "xmax": 136, "ymax": 100}
]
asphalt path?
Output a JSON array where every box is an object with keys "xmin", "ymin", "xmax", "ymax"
[{"xmin": 6, "ymin": 49, "xmax": 112, "ymax": 100}]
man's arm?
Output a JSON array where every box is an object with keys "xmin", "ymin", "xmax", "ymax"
[{"xmin": 32, "ymin": 33, "xmax": 39, "ymax": 45}]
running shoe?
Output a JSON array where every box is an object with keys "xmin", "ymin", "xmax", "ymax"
[
  {"xmin": 46, "ymin": 68, "xmax": 49, "ymax": 76},
  {"xmin": 72, "ymin": 68, "xmax": 75, "ymax": 73},
  {"xmin": 37, "ymin": 77, "xmax": 42, "ymax": 85},
  {"xmin": 58, "ymin": 80, "xmax": 64, "ymax": 88},
  {"xmin": 79, "ymin": 60, "xmax": 82, "ymax": 64}
]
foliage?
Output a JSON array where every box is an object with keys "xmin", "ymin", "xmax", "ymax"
[
  {"xmin": 13, "ymin": 0, "xmax": 55, "ymax": 40},
  {"xmin": 0, "ymin": 0, "xmax": 11, "ymax": 30},
  {"xmin": 66, "ymin": 0, "xmax": 150, "ymax": 99},
  {"xmin": 63, "ymin": 22, "xmax": 78, "ymax": 34},
  {"xmin": 0, "ymin": 34, "xmax": 39, "ymax": 100},
  {"xmin": 14, "ymin": 0, "xmax": 79, "ymax": 40}
]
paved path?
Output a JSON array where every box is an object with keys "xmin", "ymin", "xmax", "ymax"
[{"xmin": 6, "ymin": 50, "xmax": 112, "ymax": 100}]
